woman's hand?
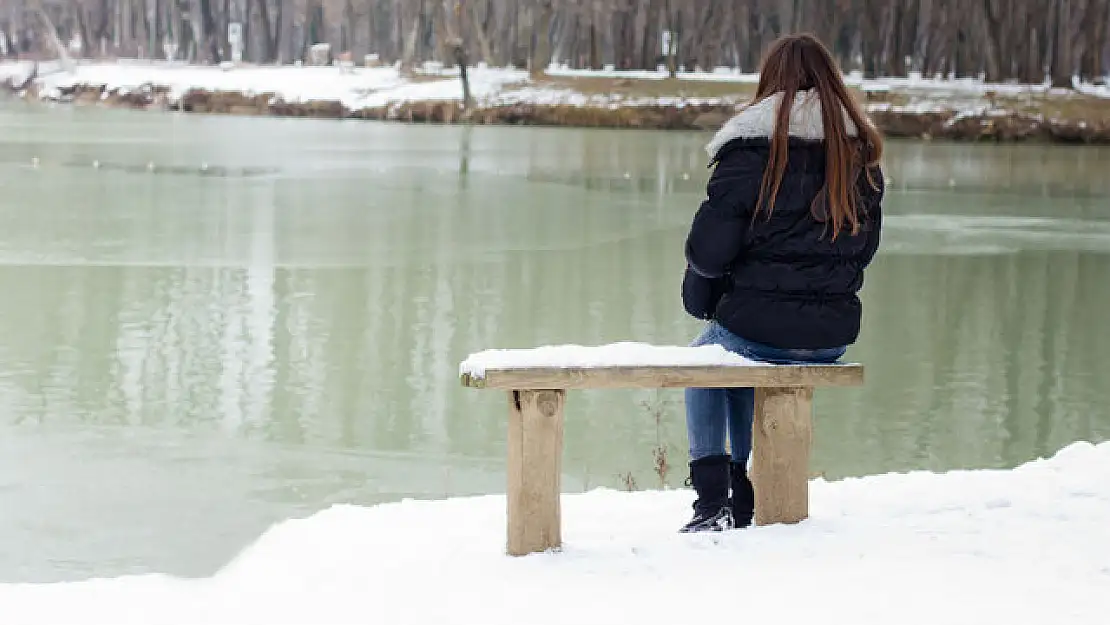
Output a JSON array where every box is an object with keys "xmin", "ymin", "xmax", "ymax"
[{"xmin": 682, "ymin": 264, "xmax": 727, "ymax": 320}]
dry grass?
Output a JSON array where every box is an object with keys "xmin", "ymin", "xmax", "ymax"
[
  {"xmin": 391, "ymin": 71, "xmax": 1110, "ymax": 126},
  {"xmin": 1009, "ymin": 94, "xmax": 1110, "ymax": 123},
  {"xmin": 406, "ymin": 72, "xmax": 453, "ymax": 84},
  {"xmin": 641, "ymin": 396, "xmax": 676, "ymax": 489},
  {"xmin": 535, "ymin": 74, "xmax": 757, "ymax": 100},
  {"xmin": 533, "ymin": 75, "xmax": 1110, "ymax": 124},
  {"xmin": 534, "ymin": 76, "xmax": 889, "ymax": 107}
]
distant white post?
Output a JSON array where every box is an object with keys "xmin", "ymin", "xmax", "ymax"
[
  {"xmin": 67, "ymin": 34, "xmax": 82, "ymax": 58},
  {"xmin": 228, "ymin": 23, "xmax": 243, "ymax": 63},
  {"xmin": 661, "ymin": 30, "xmax": 677, "ymax": 77},
  {"xmin": 163, "ymin": 38, "xmax": 178, "ymax": 62}
]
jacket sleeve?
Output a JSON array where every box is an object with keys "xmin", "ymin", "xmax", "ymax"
[
  {"xmin": 860, "ymin": 165, "xmax": 884, "ymax": 266},
  {"xmin": 684, "ymin": 153, "xmax": 759, "ymax": 279},
  {"xmin": 681, "ymin": 264, "xmax": 727, "ymax": 320}
]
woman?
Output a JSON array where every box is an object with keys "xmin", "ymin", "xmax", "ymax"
[{"xmin": 679, "ymin": 33, "xmax": 884, "ymax": 533}]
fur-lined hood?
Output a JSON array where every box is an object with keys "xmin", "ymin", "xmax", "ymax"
[{"xmin": 705, "ymin": 89, "xmax": 859, "ymax": 160}]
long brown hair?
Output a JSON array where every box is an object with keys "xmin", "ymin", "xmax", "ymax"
[{"xmin": 751, "ymin": 33, "xmax": 883, "ymax": 239}]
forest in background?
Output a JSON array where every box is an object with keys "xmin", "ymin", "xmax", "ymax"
[{"xmin": 1, "ymin": 1, "xmax": 1108, "ymax": 87}]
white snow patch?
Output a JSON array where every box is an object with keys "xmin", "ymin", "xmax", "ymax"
[
  {"xmin": 546, "ymin": 65, "xmax": 762, "ymax": 84},
  {"xmin": 1076, "ymin": 80, "xmax": 1110, "ymax": 98},
  {"xmin": 459, "ymin": 342, "xmax": 762, "ymax": 377},
  {"xmin": 0, "ymin": 60, "xmax": 529, "ymax": 110},
  {"xmin": 0, "ymin": 441, "xmax": 1107, "ymax": 624},
  {"xmin": 543, "ymin": 65, "xmax": 1110, "ymax": 101},
  {"xmin": 0, "ymin": 60, "xmax": 36, "ymax": 87},
  {"xmin": 493, "ymin": 86, "xmax": 596, "ymax": 107},
  {"xmin": 866, "ymin": 99, "xmax": 956, "ymax": 115},
  {"xmin": 492, "ymin": 86, "xmax": 732, "ymax": 109}
]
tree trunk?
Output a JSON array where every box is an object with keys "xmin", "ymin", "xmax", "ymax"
[
  {"xmin": 454, "ymin": 41, "xmax": 470, "ymax": 107},
  {"xmin": 1021, "ymin": 24, "xmax": 1041, "ymax": 84},
  {"xmin": 256, "ymin": 0, "xmax": 275, "ymax": 61},
  {"xmin": 400, "ymin": 0, "xmax": 421, "ymax": 73},
  {"xmin": 1052, "ymin": 0, "xmax": 1074, "ymax": 87},
  {"xmin": 1079, "ymin": 0, "xmax": 1109, "ymax": 79},
  {"xmin": 859, "ymin": 0, "xmax": 885, "ymax": 77},
  {"xmin": 277, "ymin": 0, "xmax": 293, "ymax": 63},
  {"xmin": 694, "ymin": 0, "xmax": 719, "ymax": 71},
  {"xmin": 530, "ymin": 0, "xmax": 553, "ymax": 78},
  {"xmin": 467, "ymin": 0, "xmax": 493, "ymax": 65},
  {"xmin": 76, "ymin": 6, "xmax": 92, "ymax": 58},
  {"xmin": 979, "ymin": 0, "xmax": 1005, "ymax": 81},
  {"xmin": 32, "ymin": 0, "xmax": 77, "ymax": 70},
  {"xmin": 589, "ymin": 13, "xmax": 600, "ymax": 70},
  {"xmin": 886, "ymin": 0, "xmax": 905, "ymax": 76},
  {"xmin": 663, "ymin": 0, "xmax": 677, "ymax": 76}
]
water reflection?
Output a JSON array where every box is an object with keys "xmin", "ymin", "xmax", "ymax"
[{"xmin": 0, "ymin": 187, "xmax": 1105, "ymax": 479}]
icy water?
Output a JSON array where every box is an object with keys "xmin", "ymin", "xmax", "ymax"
[{"xmin": 0, "ymin": 102, "xmax": 1108, "ymax": 582}]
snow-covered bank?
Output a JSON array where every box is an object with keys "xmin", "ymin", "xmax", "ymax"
[
  {"xmin": 0, "ymin": 60, "xmax": 531, "ymax": 110},
  {"xmin": 1, "ymin": 440, "xmax": 1107, "ymax": 625},
  {"xmin": 4, "ymin": 60, "xmax": 1107, "ymax": 106},
  {"xmin": 2, "ymin": 60, "xmax": 1109, "ymax": 141}
]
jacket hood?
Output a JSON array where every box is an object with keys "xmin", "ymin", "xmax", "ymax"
[{"xmin": 705, "ymin": 89, "xmax": 859, "ymax": 160}]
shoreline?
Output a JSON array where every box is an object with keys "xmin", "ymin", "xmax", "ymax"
[{"xmin": 4, "ymin": 61, "xmax": 1110, "ymax": 143}]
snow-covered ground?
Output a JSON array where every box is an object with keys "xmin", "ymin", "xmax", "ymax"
[
  {"xmin": 0, "ymin": 60, "xmax": 530, "ymax": 110},
  {"xmin": 0, "ymin": 440, "xmax": 1106, "ymax": 624},
  {"xmin": 1, "ymin": 59, "xmax": 1107, "ymax": 113}
]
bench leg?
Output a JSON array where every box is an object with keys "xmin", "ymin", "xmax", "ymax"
[
  {"xmin": 506, "ymin": 388, "xmax": 566, "ymax": 556},
  {"xmin": 752, "ymin": 386, "xmax": 814, "ymax": 526}
]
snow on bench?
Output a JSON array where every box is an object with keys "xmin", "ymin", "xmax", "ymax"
[
  {"xmin": 459, "ymin": 342, "xmax": 863, "ymax": 390},
  {"xmin": 459, "ymin": 342, "xmax": 865, "ymax": 556}
]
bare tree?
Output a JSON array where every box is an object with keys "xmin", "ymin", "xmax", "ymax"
[
  {"xmin": 530, "ymin": 0, "xmax": 552, "ymax": 76},
  {"xmin": 3, "ymin": 0, "xmax": 1106, "ymax": 87}
]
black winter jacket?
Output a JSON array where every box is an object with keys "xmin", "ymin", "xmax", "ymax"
[{"xmin": 682, "ymin": 90, "xmax": 884, "ymax": 350}]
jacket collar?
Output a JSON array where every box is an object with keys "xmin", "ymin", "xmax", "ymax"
[{"xmin": 705, "ymin": 89, "xmax": 859, "ymax": 161}]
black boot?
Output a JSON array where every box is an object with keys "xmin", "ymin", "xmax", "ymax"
[
  {"xmin": 679, "ymin": 455, "xmax": 733, "ymax": 533},
  {"xmin": 730, "ymin": 462, "xmax": 755, "ymax": 528}
]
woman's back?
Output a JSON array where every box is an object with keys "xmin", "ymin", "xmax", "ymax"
[{"xmin": 682, "ymin": 37, "xmax": 884, "ymax": 350}]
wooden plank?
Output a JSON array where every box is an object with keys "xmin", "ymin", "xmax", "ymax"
[
  {"xmin": 752, "ymin": 386, "xmax": 814, "ymax": 526},
  {"xmin": 506, "ymin": 389, "xmax": 566, "ymax": 556},
  {"xmin": 462, "ymin": 363, "xmax": 862, "ymax": 390}
]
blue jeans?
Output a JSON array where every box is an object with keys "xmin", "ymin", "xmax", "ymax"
[{"xmin": 685, "ymin": 321, "xmax": 847, "ymax": 464}]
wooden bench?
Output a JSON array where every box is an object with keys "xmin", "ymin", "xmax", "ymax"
[{"xmin": 459, "ymin": 342, "xmax": 864, "ymax": 556}]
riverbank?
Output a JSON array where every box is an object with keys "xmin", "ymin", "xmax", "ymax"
[
  {"xmin": 1, "ymin": 440, "xmax": 1106, "ymax": 624},
  {"xmin": 3, "ymin": 60, "xmax": 1110, "ymax": 143}
]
